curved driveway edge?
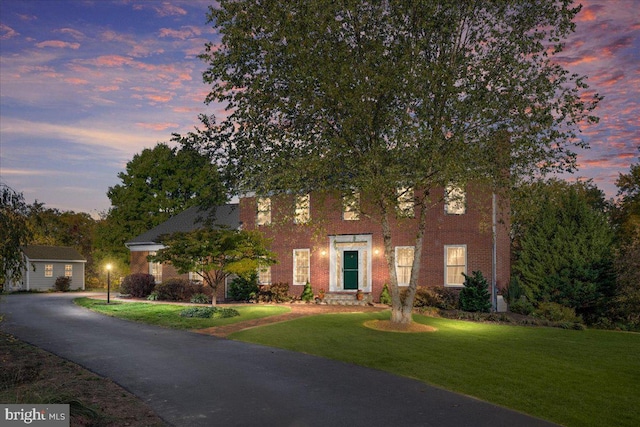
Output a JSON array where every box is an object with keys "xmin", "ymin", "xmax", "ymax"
[{"xmin": 0, "ymin": 293, "xmax": 558, "ymax": 427}]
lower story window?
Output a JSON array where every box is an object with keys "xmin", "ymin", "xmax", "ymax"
[
  {"xmin": 258, "ymin": 266, "xmax": 271, "ymax": 285},
  {"xmin": 445, "ymin": 245, "xmax": 466, "ymax": 286},
  {"xmin": 45, "ymin": 264, "xmax": 53, "ymax": 277},
  {"xmin": 148, "ymin": 251, "xmax": 162, "ymax": 283},
  {"xmin": 395, "ymin": 246, "xmax": 414, "ymax": 286},
  {"xmin": 293, "ymin": 249, "xmax": 310, "ymax": 285},
  {"xmin": 65, "ymin": 264, "xmax": 73, "ymax": 277}
]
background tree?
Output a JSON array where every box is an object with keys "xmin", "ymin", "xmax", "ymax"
[
  {"xmin": 1, "ymin": 183, "xmax": 33, "ymax": 289},
  {"xmin": 512, "ymin": 180, "xmax": 615, "ymax": 323},
  {"xmin": 190, "ymin": 1, "xmax": 599, "ymax": 325},
  {"xmin": 149, "ymin": 228, "xmax": 276, "ymax": 306},
  {"xmin": 96, "ymin": 143, "xmax": 226, "ymax": 267},
  {"xmin": 610, "ymin": 153, "xmax": 640, "ymax": 329}
]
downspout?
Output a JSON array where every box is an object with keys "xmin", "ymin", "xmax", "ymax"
[{"xmin": 491, "ymin": 193, "xmax": 497, "ymax": 312}]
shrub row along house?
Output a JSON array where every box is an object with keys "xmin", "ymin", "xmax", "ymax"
[{"xmin": 126, "ymin": 186, "xmax": 510, "ymax": 307}]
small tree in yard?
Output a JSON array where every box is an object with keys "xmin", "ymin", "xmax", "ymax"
[
  {"xmin": 459, "ymin": 271, "xmax": 491, "ymax": 313},
  {"xmin": 184, "ymin": 1, "xmax": 600, "ymax": 325},
  {"xmin": 149, "ymin": 228, "xmax": 276, "ymax": 306}
]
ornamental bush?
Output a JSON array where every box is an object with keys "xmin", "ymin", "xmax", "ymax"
[
  {"xmin": 413, "ymin": 286, "xmax": 459, "ymax": 310},
  {"xmin": 379, "ymin": 284, "xmax": 391, "ymax": 305},
  {"xmin": 300, "ymin": 282, "xmax": 314, "ymax": 302},
  {"xmin": 459, "ymin": 271, "xmax": 491, "ymax": 313},
  {"xmin": 190, "ymin": 293, "xmax": 211, "ymax": 304},
  {"xmin": 228, "ymin": 273, "xmax": 259, "ymax": 302},
  {"xmin": 155, "ymin": 278, "xmax": 192, "ymax": 301},
  {"xmin": 119, "ymin": 273, "xmax": 155, "ymax": 298},
  {"xmin": 54, "ymin": 276, "xmax": 71, "ymax": 292},
  {"xmin": 179, "ymin": 306, "xmax": 240, "ymax": 318},
  {"xmin": 256, "ymin": 282, "xmax": 290, "ymax": 303}
]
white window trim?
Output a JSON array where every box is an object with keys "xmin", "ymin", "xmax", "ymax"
[
  {"xmin": 294, "ymin": 194, "xmax": 310, "ymax": 224},
  {"xmin": 397, "ymin": 187, "xmax": 415, "ymax": 218},
  {"xmin": 64, "ymin": 264, "xmax": 73, "ymax": 277},
  {"xmin": 444, "ymin": 244, "xmax": 467, "ymax": 287},
  {"xmin": 395, "ymin": 246, "xmax": 415, "ymax": 286},
  {"xmin": 258, "ymin": 265, "xmax": 272, "ymax": 285},
  {"xmin": 342, "ymin": 192, "xmax": 360, "ymax": 220},
  {"xmin": 445, "ymin": 184, "xmax": 466, "ymax": 215},
  {"xmin": 293, "ymin": 249, "xmax": 310, "ymax": 286},
  {"xmin": 44, "ymin": 264, "xmax": 53, "ymax": 277},
  {"xmin": 148, "ymin": 251, "xmax": 162, "ymax": 283},
  {"xmin": 257, "ymin": 197, "xmax": 271, "ymax": 226}
]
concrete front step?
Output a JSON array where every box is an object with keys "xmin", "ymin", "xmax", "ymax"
[{"xmin": 322, "ymin": 292, "xmax": 373, "ymax": 306}]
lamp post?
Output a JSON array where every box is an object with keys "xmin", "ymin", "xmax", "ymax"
[{"xmin": 106, "ymin": 264, "xmax": 112, "ymax": 304}]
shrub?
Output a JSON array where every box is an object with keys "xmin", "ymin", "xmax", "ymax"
[
  {"xmin": 379, "ymin": 284, "xmax": 391, "ymax": 305},
  {"xmin": 155, "ymin": 278, "xmax": 195, "ymax": 302},
  {"xmin": 509, "ymin": 298, "xmax": 535, "ymax": 315},
  {"xmin": 147, "ymin": 291, "xmax": 159, "ymax": 301},
  {"xmin": 54, "ymin": 276, "xmax": 71, "ymax": 292},
  {"xmin": 459, "ymin": 271, "xmax": 491, "ymax": 313},
  {"xmin": 300, "ymin": 282, "xmax": 314, "ymax": 302},
  {"xmin": 179, "ymin": 306, "xmax": 240, "ymax": 318},
  {"xmin": 413, "ymin": 286, "xmax": 460, "ymax": 309},
  {"xmin": 190, "ymin": 293, "xmax": 211, "ymax": 304},
  {"xmin": 228, "ymin": 273, "xmax": 259, "ymax": 302},
  {"xmin": 533, "ymin": 302, "xmax": 582, "ymax": 323},
  {"xmin": 256, "ymin": 282, "xmax": 291, "ymax": 303},
  {"xmin": 119, "ymin": 273, "xmax": 155, "ymax": 298}
]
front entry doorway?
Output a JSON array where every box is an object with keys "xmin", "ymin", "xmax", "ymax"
[{"xmin": 343, "ymin": 250, "xmax": 359, "ymax": 290}]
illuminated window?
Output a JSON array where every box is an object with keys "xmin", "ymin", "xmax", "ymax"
[
  {"xmin": 257, "ymin": 197, "xmax": 271, "ymax": 225},
  {"xmin": 395, "ymin": 247, "xmax": 414, "ymax": 286},
  {"xmin": 294, "ymin": 194, "xmax": 310, "ymax": 224},
  {"xmin": 445, "ymin": 245, "xmax": 467, "ymax": 286},
  {"xmin": 64, "ymin": 264, "xmax": 73, "ymax": 277},
  {"xmin": 342, "ymin": 192, "xmax": 360, "ymax": 220},
  {"xmin": 45, "ymin": 264, "xmax": 53, "ymax": 277},
  {"xmin": 397, "ymin": 187, "xmax": 415, "ymax": 217},
  {"xmin": 293, "ymin": 249, "xmax": 310, "ymax": 285},
  {"xmin": 258, "ymin": 265, "xmax": 271, "ymax": 285},
  {"xmin": 148, "ymin": 252, "xmax": 162, "ymax": 283},
  {"xmin": 445, "ymin": 184, "xmax": 466, "ymax": 215}
]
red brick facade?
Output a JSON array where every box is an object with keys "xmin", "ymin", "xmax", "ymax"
[{"xmin": 240, "ymin": 186, "xmax": 510, "ymax": 303}]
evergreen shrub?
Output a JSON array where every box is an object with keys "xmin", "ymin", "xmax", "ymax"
[{"xmin": 459, "ymin": 271, "xmax": 491, "ymax": 312}]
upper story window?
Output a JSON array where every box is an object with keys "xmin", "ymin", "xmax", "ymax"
[
  {"xmin": 397, "ymin": 187, "xmax": 415, "ymax": 218},
  {"xmin": 293, "ymin": 249, "xmax": 310, "ymax": 286},
  {"xmin": 294, "ymin": 194, "xmax": 310, "ymax": 224},
  {"xmin": 342, "ymin": 191, "xmax": 360, "ymax": 221},
  {"xmin": 64, "ymin": 264, "xmax": 73, "ymax": 277},
  {"xmin": 445, "ymin": 184, "xmax": 466, "ymax": 215},
  {"xmin": 45, "ymin": 264, "xmax": 53, "ymax": 277},
  {"xmin": 257, "ymin": 197, "xmax": 271, "ymax": 225},
  {"xmin": 395, "ymin": 246, "xmax": 415, "ymax": 286},
  {"xmin": 445, "ymin": 245, "xmax": 467, "ymax": 287}
]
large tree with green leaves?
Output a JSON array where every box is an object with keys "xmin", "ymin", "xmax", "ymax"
[
  {"xmin": 512, "ymin": 180, "xmax": 615, "ymax": 322},
  {"xmin": 1, "ymin": 183, "xmax": 33, "ymax": 288},
  {"xmin": 149, "ymin": 228, "xmax": 276, "ymax": 306},
  {"xmin": 96, "ymin": 143, "xmax": 226, "ymax": 267},
  {"xmin": 189, "ymin": 0, "xmax": 599, "ymax": 325}
]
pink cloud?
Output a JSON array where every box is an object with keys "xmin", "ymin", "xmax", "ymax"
[
  {"xmin": 65, "ymin": 77, "xmax": 89, "ymax": 85},
  {"xmin": 96, "ymin": 85, "xmax": 120, "ymax": 92},
  {"xmin": 159, "ymin": 26, "xmax": 202, "ymax": 40},
  {"xmin": 17, "ymin": 13, "xmax": 37, "ymax": 21},
  {"xmin": 56, "ymin": 28, "xmax": 85, "ymax": 40},
  {"xmin": 153, "ymin": 3, "xmax": 187, "ymax": 17},
  {"xmin": 35, "ymin": 40, "xmax": 81, "ymax": 49},
  {"xmin": 135, "ymin": 122, "xmax": 180, "ymax": 131},
  {"xmin": 0, "ymin": 24, "xmax": 19, "ymax": 40},
  {"xmin": 92, "ymin": 55, "xmax": 135, "ymax": 67}
]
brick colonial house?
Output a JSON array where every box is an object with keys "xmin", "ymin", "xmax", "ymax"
[{"xmin": 126, "ymin": 185, "xmax": 510, "ymax": 307}]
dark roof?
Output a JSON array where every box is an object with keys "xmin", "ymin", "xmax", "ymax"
[
  {"xmin": 126, "ymin": 204, "xmax": 240, "ymax": 246},
  {"xmin": 22, "ymin": 245, "xmax": 86, "ymax": 262}
]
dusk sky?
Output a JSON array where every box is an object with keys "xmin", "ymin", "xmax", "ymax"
[{"xmin": 1, "ymin": 0, "xmax": 639, "ymax": 217}]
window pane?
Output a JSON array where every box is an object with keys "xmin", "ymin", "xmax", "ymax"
[
  {"xmin": 445, "ymin": 185, "xmax": 466, "ymax": 215},
  {"xmin": 257, "ymin": 197, "xmax": 271, "ymax": 225},
  {"xmin": 294, "ymin": 249, "xmax": 310, "ymax": 285},
  {"xmin": 447, "ymin": 247, "xmax": 464, "ymax": 265},
  {"xmin": 447, "ymin": 266, "xmax": 465, "ymax": 285},
  {"xmin": 343, "ymin": 192, "xmax": 360, "ymax": 220},
  {"xmin": 65, "ymin": 264, "xmax": 73, "ymax": 277},
  {"xmin": 295, "ymin": 194, "xmax": 310, "ymax": 224},
  {"xmin": 395, "ymin": 247, "xmax": 414, "ymax": 285},
  {"xmin": 258, "ymin": 266, "xmax": 271, "ymax": 285}
]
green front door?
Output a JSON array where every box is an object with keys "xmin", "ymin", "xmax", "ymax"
[{"xmin": 343, "ymin": 250, "xmax": 359, "ymax": 290}]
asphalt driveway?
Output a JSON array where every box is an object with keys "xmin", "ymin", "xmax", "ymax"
[{"xmin": 0, "ymin": 293, "xmax": 557, "ymax": 427}]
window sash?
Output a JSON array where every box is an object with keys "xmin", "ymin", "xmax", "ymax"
[
  {"xmin": 395, "ymin": 246, "xmax": 414, "ymax": 286},
  {"xmin": 45, "ymin": 264, "xmax": 53, "ymax": 277},
  {"xmin": 64, "ymin": 264, "xmax": 73, "ymax": 277},
  {"xmin": 293, "ymin": 249, "xmax": 310, "ymax": 285},
  {"xmin": 294, "ymin": 194, "xmax": 310, "ymax": 224},
  {"xmin": 445, "ymin": 246, "xmax": 466, "ymax": 286},
  {"xmin": 445, "ymin": 185, "xmax": 466, "ymax": 215},
  {"xmin": 148, "ymin": 251, "xmax": 162, "ymax": 283},
  {"xmin": 342, "ymin": 192, "xmax": 360, "ymax": 220},
  {"xmin": 258, "ymin": 266, "xmax": 271, "ymax": 285},
  {"xmin": 397, "ymin": 187, "xmax": 415, "ymax": 217},
  {"xmin": 257, "ymin": 197, "xmax": 271, "ymax": 225}
]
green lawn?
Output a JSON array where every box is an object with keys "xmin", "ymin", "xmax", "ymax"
[
  {"xmin": 230, "ymin": 311, "xmax": 640, "ymax": 427},
  {"xmin": 74, "ymin": 298, "xmax": 290, "ymax": 329}
]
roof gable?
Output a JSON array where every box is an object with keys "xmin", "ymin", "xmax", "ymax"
[{"xmin": 22, "ymin": 245, "xmax": 86, "ymax": 262}]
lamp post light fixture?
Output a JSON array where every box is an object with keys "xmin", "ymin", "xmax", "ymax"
[{"xmin": 106, "ymin": 264, "xmax": 112, "ymax": 304}]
